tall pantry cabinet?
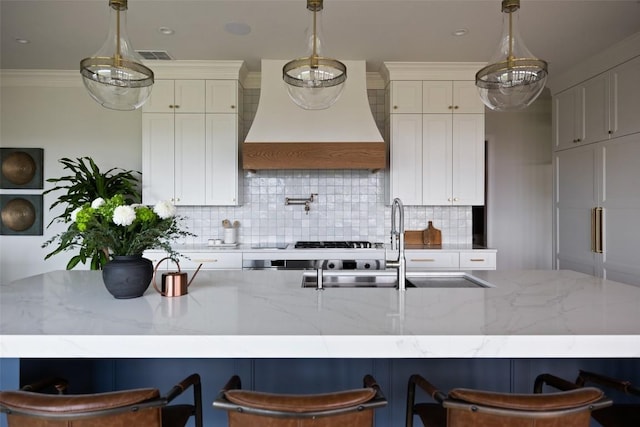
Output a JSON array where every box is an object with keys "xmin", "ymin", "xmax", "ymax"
[
  {"xmin": 381, "ymin": 63, "xmax": 486, "ymax": 206},
  {"xmin": 142, "ymin": 61, "xmax": 246, "ymax": 206},
  {"xmin": 553, "ymin": 37, "xmax": 640, "ymax": 286}
]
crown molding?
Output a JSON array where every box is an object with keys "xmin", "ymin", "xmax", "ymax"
[
  {"xmin": 1, "ymin": 70, "xmax": 82, "ymax": 87},
  {"xmin": 1, "ymin": 65, "xmax": 386, "ymax": 92},
  {"xmin": 380, "ymin": 62, "xmax": 486, "ymax": 83}
]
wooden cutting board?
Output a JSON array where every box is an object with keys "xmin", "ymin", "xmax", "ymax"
[{"xmin": 423, "ymin": 221, "xmax": 442, "ymax": 246}]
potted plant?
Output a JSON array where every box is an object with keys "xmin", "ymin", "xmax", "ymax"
[
  {"xmin": 43, "ymin": 157, "xmax": 141, "ymax": 269},
  {"xmin": 57, "ymin": 194, "xmax": 194, "ymax": 298}
]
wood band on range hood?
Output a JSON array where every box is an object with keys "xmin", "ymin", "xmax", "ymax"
[
  {"xmin": 242, "ymin": 142, "xmax": 386, "ymax": 170},
  {"xmin": 243, "ymin": 59, "xmax": 385, "ymax": 170}
]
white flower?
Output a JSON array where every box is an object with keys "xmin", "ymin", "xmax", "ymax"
[
  {"xmin": 153, "ymin": 200, "xmax": 176, "ymax": 219},
  {"xmin": 112, "ymin": 205, "xmax": 136, "ymax": 226},
  {"xmin": 91, "ymin": 197, "xmax": 105, "ymax": 209},
  {"xmin": 70, "ymin": 207, "xmax": 82, "ymax": 222}
]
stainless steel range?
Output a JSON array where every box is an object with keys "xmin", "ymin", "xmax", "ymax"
[{"xmin": 242, "ymin": 240, "xmax": 386, "ymax": 271}]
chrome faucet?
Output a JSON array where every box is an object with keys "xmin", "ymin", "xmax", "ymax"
[{"xmin": 386, "ymin": 198, "xmax": 406, "ymax": 291}]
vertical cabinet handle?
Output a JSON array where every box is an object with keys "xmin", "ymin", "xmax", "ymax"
[{"xmin": 591, "ymin": 207, "xmax": 603, "ymax": 254}]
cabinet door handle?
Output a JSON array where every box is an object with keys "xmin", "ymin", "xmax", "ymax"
[
  {"xmin": 453, "ymin": 197, "xmax": 459, "ymax": 202},
  {"xmin": 596, "ymin": 207, "xmax": 603, "ymax": 254},
  {"xmin": 591, "ymin": 207, "xmax": 603, "ymax": 253},
  {"xmin": 411, "ymin": 258, "xmax": 436, "ymax": 262},
  {"xmin": 448, "ymin": 105, "xmax": 453, "ymax": 110},
  {"xmin": 454, "ymin": 105, "xmax": 459, "ymax": 110},
  {"xmin": 393, "ymin": 105, "xmax": 399, "ymax": 110},
  {"xmin": 230, "ymin": 105, "xmax": 236, "ymax": 109}
]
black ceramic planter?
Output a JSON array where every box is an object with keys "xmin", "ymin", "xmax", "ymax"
[{"xmin": 102, "ymin": 255, "xmax": 153, "ymax": 299}]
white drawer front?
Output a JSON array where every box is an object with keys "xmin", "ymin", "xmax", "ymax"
[
  {"xmin": 178, "ymin": 252, "xmax": 242, "ymax": 270},
  {"xmin": 406, "ymin": 251, "xmax": 459, "ymax": 270},
  {"xmin": 459, "ymin": 252, "xmax": 496, "ymax": 270}
]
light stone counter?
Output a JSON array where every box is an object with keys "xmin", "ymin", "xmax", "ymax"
[{"xmin": 1, "ymin": 269, "xmax": 639, "ymax": 358}]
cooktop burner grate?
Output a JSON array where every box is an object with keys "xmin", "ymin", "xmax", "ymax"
[{"xmin": 294, "ymin": 241, "xmax": 373, "ymax": 249}]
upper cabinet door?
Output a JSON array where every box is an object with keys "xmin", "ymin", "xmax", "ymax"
[
  {"xmin": 174, "ymin": 80, "xmax": 206, "ymax": 113},
  {"xmin": 142, "ymin": 80, "xmax": 175, "ymax": 113},
  {"xmin": 142, "ymin": 80, "xmax": 205, "ymax": 113},
  {"xmin": 582, "ymin": 73, "xmax": 610, "ymax": 145},
  {"xmin": 422, "ymin": 81, "xmax": 484, "ymax": 114},
  {"xmin": 554, "ymin": 86, "xmax": 585, "ymax": 150},
  {"xmin": 453, "ymin": 81, "xmax": 485, "ymax": 113},
  {"xmin": 206, "ymin": 80, "xmax": 238, "ymax": 113},
  {"xmin": 452, "ymin": 114, "xmax": 485, "ymax": 205},
  {"xmin": 390, "ymin": 114, "xmax": 423, "ymax": 204},
  {"xmin": 391, "ymin": 81, "xmax": 422, "ymax": 113},
  {"xmin": 611, "ymin": 55, "xmax": 640, "ymax": 139},
  {"xmin": 422, "ymin": 81, "xmax": 452, "ymax": 114}
]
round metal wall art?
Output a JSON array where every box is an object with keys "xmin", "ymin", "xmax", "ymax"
[
  {"xmin": 1, "ymin": 151, "xmax": 37, "ymax": 185},
  {"xmin": 1, "ymin": 197, "xmax": 36, "ymax": 232},
  {"xmin": 0, "ymin": 148, "xmax": 43, "ymax": 189}
]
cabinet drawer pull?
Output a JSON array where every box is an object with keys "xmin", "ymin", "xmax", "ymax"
[
  {"xmin": 393, "ymin": 105, "xmax": 398, "ymax": 109},
  {"xmin": 411, "ymin": 258, "xmax": 436, "ymax": 262},
  {"xmin": 469, "ymin": 258, "xmax": 485, "ymax": 262},
  {"xmin": 230, "ymin": 105, "xmax": 236, "ymax": 109},
  {"xmin": 193, "ymin": 258, "xmax": 218, "ymax": 263}
]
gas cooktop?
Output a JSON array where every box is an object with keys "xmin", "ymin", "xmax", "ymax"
[{"xmin": 294, "ymin": 241, "xmax": 378, "ymax": 249}]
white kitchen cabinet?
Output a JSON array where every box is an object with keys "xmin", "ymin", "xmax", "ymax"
[
  {"xmin": 390, "ymin": 81, "xmax": 422, "ymax": 113},
  {"xmin": 387, "ymin": 71, "xmax": 485, "ymax": 206},
  {"xmin": 142, "ymin": 112, "xmax": 206, "ymax": 205},
  {"xmin": 554, "ymin": 55, "xmax": 640, "ymax": 151},
  {"xmin": 422, "ymin": 80, "xmax": 484, "ymax": 114},
  {"xmin": 553, "ymin": 85, "xmax": 585, "ymax": 150},
  {"xmin": 177, "ymin": 251, "xmax": 242, "ymax": 270},
  {"xmin": 144, "ymin": 250, "xmax": 242, "ymax": 270},
  {"xmin": 205, "ymin": 80, "xmax": 239, "ymax": 113},
  {"xmin": 404, "ymin": 249, "xmax": 496, "ymax": 271},
  {"xmin": 405, "ymin": 251, "xmax": 458, "ymax": 270},
  {"xmin": 422, "ymin": 113, "xmax": 484, "ymax": 205},
  {"xmin": 610, "ymin": 55, "xmax": 640, "ymax": 139},
  {"xmin": 390, "ymin": 114, "xmax": 423, "ymax": 205},
  {"xmin": 554, "ymin": 134, "xmax": 640, "ymax": 285},
  {"xmin": 142, "ymin": 80, "xmax": 205, "ymax": 113},
  {"xmin": 142, "ymin": 74, "xmax": 243, "ymax": 206},
  {"xmin": 206, "ymin": 113, "xmax": 241, "ymax": 205},
  {"xmin": 459, "ymin": 251, "xmax": 496, "ymax": 270}
]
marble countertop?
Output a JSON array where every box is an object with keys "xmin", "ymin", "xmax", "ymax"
[{"xmin": 1, "ymin": 269, "xmax": 639, "ymax": 358}]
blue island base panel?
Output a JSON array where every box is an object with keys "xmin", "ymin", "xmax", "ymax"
[{"xmin": 5, "ymin": 358, "xmax": 640, "ymax": 427}]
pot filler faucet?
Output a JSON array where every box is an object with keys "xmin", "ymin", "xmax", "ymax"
[{"xmin": 386, "ymin": 198, "xmax": 407, "ymax": 291}]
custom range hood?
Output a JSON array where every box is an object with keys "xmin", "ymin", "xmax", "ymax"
[{"xmin": 243, "ymin": 59, "xmax": 385, "ymax": 170}]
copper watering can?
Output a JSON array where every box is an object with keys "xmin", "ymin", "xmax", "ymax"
[{"xmin": 152, "ymin": 257, "xmax": 202, "ymax": 297}]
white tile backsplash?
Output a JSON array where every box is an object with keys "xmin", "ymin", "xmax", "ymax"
[{"xmin": 176, "ymin": 88, "xmax": 472, "ymax": 246}]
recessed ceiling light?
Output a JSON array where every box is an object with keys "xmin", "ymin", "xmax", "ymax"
[
  {"xmin": 14, "ymin": 38, "xmax": 30, "ymax": 44},
  {"xmin": 224, "ymin": 22, "xmax": 251, "ymax": 36},
  {"xmin": 452, "ymin": 28, "xmax": 468, "ymax": 37},
  {"xmin": 158, "ymin": 27, "xmax": 175, "ymax": 36}
]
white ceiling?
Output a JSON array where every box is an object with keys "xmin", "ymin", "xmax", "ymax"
[{"xmin": 1, "ymin": 0, "xmax": 639, "ymax": 78}]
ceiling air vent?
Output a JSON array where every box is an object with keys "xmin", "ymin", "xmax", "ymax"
[{"xmin": 136, "ymin": 50, "xmax": 173, "ymax": 60}]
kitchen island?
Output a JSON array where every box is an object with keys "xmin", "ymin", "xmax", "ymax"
[
  {"xmin": 2, "ymin": 269, "xmax": 640, "ymax": 427},
  {"xmin": 1, "ymin": 269, "xmax": 639, "ymax": 358}
]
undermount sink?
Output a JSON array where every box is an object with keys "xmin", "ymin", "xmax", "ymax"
[{"xmin": 301, "ymin": 270, "xmax": 493, "ymax": 289}]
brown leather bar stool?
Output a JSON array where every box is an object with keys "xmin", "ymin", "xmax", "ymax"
[
  {"xmin": 213, "ymin": 374, "xmax": 387, "ymax": 427},
  {"xmin": 0, "ymin": 373, "xmax": 203, "ymax": 427},
  {"xmin": 406, "ymin": 373, "xmax": 611, "ymax": 427},
  {"xmin": 535, "ymin": 369, "xmax": 640, "ymax": 427}
]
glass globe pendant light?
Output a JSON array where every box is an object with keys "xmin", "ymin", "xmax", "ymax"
[
  {"xmin": 80, "ymin": 0, "xmax": 154, "ymax": 111},
  {"xmin": 475, "ymin": 0, "xmax": 547, "ymax": 111},
  {"xmin": 283, "ymin": 0, "xmax": 346, "ymax": 110}
]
